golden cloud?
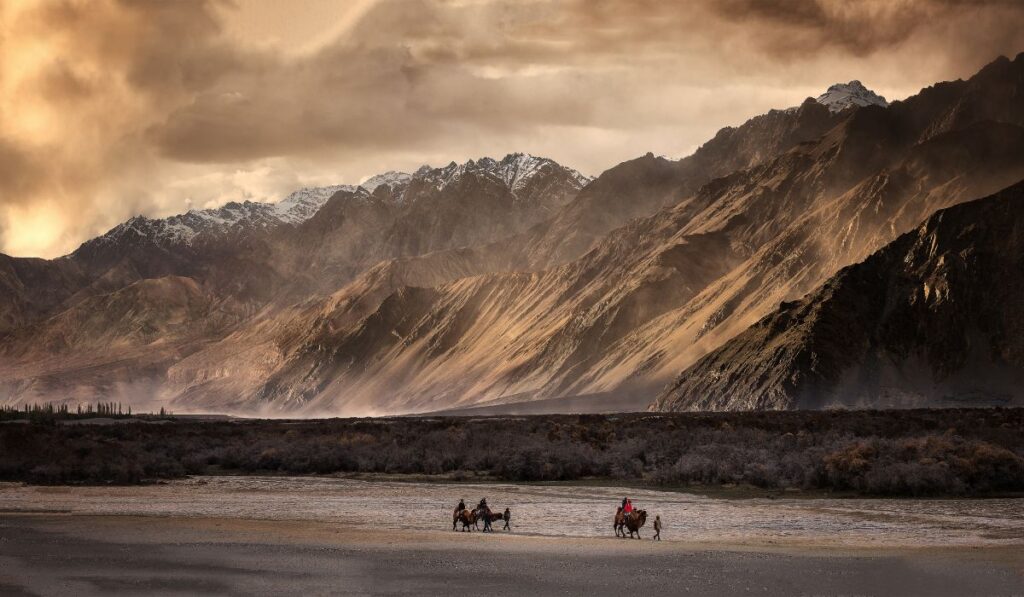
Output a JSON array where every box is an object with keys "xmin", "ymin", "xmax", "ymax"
[{"xmin": 1, "ymin": 0, "xmax": 1022, "ymax": 258}]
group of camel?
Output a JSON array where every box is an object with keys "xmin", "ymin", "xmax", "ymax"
[
  {"xmin": 452, "ymin": 506, "xmax": 511, "ymax": 532},
  {"xmin": 451, "ymin": 505, "xmax": 650, "ymax": 539}
]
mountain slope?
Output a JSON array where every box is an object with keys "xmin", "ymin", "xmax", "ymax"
[
  {"xmin": 0, "ymin": 154, "xmax": 590, "ymax": 407},
  {"xmin": 653, "ymin": 181, "xmax": 1024, "ymax": 411},
  {"xmin": 237, "ymin": 54, "xmax": 1024, "ymax": 415},
  {"xmin": 0, "ymin": 255, "xmax": 88, "ymax": 334},
  {"xmin": 268, "ymin": 154, "xmax": 578, "ymax": 275},
  {"xmin": 153, "ymin": 93, "xmax": 853, "ymax": 413},
  {"xmin": 3, "ymin": 57, "xmax": 1023, "ymax": 415},
  {"xmin": 522, "ymin": 98, "xmax": 841, "ymax": 268}
]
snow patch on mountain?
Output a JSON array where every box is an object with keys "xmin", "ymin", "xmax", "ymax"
[
  {"xmin": 89, "ymin": 185, "xmax": 357, "ymax": 249},
  {"xmin": 815, "ymin": 81, "xmax": 889, "ymax": 113},
  {"xmin": 86, "ymin": 155, "xmax": 591, "ymax": 251},
  {"xmin": 412, "ymin": 153, "xmax": 592, "ymax": 198},
  {"xmin": 274, "ymin": 185, "xmax": 356, "ymax": 223},
  {"xmin": 360, "ymin": 171, "xmax": 412, "ymax": 192}
]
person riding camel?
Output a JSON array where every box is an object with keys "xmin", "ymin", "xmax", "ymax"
[
  {"xmin": 456, "ymin": 498, "xmax": 465, "ymax": 515},
  {"xmin": 622, "ymin": 497, "xmax": 634, "ymax": 516}
]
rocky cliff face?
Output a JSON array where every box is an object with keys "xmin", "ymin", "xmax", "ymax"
[{"xmin": 653, "ymin": 182, "xmax": 1024, "ymax": 411}]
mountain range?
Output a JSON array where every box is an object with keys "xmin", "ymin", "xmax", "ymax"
[
  {"xmin": 2, "ymin": 53, "xmax": 1023, "ymax": 415},
  {"xmin": 653, "ymin": 182, "xmax": 1024, "ymax": 411}
]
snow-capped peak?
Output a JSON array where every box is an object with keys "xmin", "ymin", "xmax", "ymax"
[
  {"xmin": 86, "ymin": 184, "xmax": 356, "ymax": 251},
  {"xmin": 360, "ymin": 171, "xmax": 411, "ymax": 192},
  {"xmin": 815, "ymin": 80, "xmax": 889, "ymax": 113},
  {"xmin": 492, "ymin": 153, "xmax": 584, "ymax": 192},
  {"xmin": 83, "ymin": 155, "xmax": 592, "ymax": 252},
  {"xmin": 411, "ymin": 153, "xmax": 592, "ymax": 196},
  {"xmin": 274, "ymin": 184, "xmax": 356, "ymax": 223}
]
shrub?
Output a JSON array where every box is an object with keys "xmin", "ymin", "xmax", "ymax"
[{"xmin": 0, "ymin": 409, "xmax": 1021, "ymax": 494}]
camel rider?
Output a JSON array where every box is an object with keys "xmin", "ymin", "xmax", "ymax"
[
  {"xmin": 456, "ymin": 499, "xmax": 465, "ymax": 514},
  {"xmin": 622, "ymin": 497, "xmax": 634, "ymax": 516}
]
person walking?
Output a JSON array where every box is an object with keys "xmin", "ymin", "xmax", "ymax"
[
  {"xmin": 478, "ymin": 498, "xmax": 492, "ymax": 532},
  {"xmin": 653, "ymin": 515, "xmax": 662, "ymax": 541}
]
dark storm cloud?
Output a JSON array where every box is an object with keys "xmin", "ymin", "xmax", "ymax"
[
  {"xmin": 147, "ymin": 0, "xmax": 607, "ymax": 163},
  {"xmin": 2, "ymin": 0, "xmax": 1023, "ymax": 257},
  {"xmin": 151, "ymin": 0, "xmax": 1024, "ymax": 163},
  {"xmin": 704, "ymin": 0, "xmax": 1024, "ymax": 58}
]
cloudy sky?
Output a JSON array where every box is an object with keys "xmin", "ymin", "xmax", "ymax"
[{"xmin": 2, "ymin": 0, "xmax": 1023, "ymax": 258}]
